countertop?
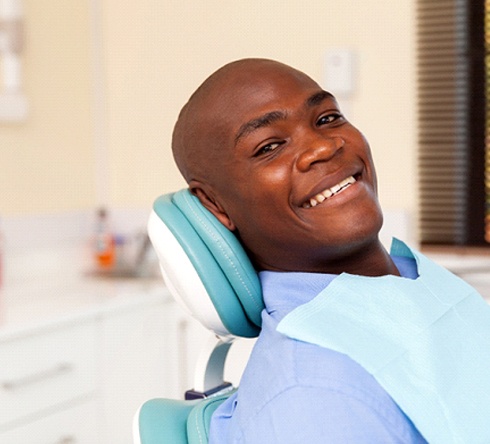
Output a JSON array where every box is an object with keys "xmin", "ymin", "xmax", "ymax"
[{"xmin": 0, "ymin": 245, "xmax": 170, "ymax": 340}]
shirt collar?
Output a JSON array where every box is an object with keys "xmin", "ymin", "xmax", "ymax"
[{"xmin": 259, "ymin": 251, "xmax": 418, "ymax": 321}]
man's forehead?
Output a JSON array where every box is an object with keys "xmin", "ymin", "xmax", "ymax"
[{"xmin": 195, "ymin": 64, "xmax": 320, "ymax": 123}]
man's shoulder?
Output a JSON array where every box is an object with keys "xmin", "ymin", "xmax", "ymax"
[{"xmin": 240, "ymin": 325, "xmax": 394, "ymax": 412}]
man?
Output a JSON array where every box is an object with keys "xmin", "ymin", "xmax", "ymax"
[{"xmin": 171, "ymin": 58, "xmax": 490, "ymax": 443}]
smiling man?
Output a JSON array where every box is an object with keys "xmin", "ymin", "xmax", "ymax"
[
  {"xmin": 173, "ymin": 58, "xmax": 396, "ymax": 277},
  {"xmin": 171, "ymin": 59, "xmax": 490, "ymax": 443}
]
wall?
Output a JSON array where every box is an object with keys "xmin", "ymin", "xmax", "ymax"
[
  {"xmin": 0, "ymin": 0, "xmax": 95, "ymax": 214},
  {"xmin": 0, "ymin": 0, "xmax": 417, "ymax": 224}
]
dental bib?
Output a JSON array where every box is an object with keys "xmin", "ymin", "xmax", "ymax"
[{"xmin": 277, "ymin": 239, "xmax": 490, "ymax": 444}]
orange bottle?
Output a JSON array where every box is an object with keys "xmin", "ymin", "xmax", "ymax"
[{"xmin": 94, "ymin": 208, "xmax": 115, "ymax": 269}]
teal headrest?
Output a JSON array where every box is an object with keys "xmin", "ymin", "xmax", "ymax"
[{"xmin": 149, "ymin": 189, "xmax": 264, "ymax": 338}]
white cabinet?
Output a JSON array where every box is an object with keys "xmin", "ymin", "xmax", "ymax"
[
  {"xmin": 0, "ymin": 291, "xmax": 171, "ymax": 444},
  {"xmin": 0, "ymin": 321, "xmax": 99, "ymax": 443},
  {"xmin": 0, "ymin": 400, "xmax": 99, "ymax": 444},
  {"xmin": 98, "ymin": 297, "xmax": 172, "ymax": 444}
]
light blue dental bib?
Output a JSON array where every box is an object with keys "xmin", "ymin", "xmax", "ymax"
[{"xmin": 277, "ymin": 239, "xmax": 490, "ymax": 444}]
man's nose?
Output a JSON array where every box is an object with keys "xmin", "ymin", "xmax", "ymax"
[{"xmin": 295, "ymin": 136, "xmax": 345, "ymax": 172}]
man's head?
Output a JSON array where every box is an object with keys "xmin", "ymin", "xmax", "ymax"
[{"xmin": 172, "ymin": 58, "xmax": 385, "ymax": 273}]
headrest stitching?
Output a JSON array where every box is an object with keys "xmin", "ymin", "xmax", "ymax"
[
  {"xmin": 184, "ymin": 195, "xmax": 262, "ymax": 311},
  {"xmin": 193, "ymin": 405, "xmax": 204, "ymax": 444}
]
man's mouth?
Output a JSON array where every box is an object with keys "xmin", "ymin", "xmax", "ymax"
[{"xmin": 302, "ymin": 175, "xmax": 357, "ymax": 208}]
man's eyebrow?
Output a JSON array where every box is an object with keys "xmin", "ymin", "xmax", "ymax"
[
  {"xmin": 233, "ymin": 91, "xmax": 335, "ymax": 146},
  {"xmin": 234, "ymin": 110, "xmax": 287, "ymax": 145},
  {"xmin": 306, "ymin": 90, "xmax": 335, "ymax": 107}
]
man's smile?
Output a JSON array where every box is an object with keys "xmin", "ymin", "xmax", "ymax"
[{"xmin": 302, "ymin": 175, "xmax": 357, "ymax": 208}]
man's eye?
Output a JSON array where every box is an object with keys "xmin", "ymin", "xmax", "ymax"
[
  {"xmin": 317, "ymin": 113, "xmax": 343, "ymax": 126},
  {"xmin": 256, "ymin": 142, "xmax": 282, "ymax": 156}
]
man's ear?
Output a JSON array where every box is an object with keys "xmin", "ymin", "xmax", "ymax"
[{"xmin": 188, "ymin": 181, "xmax": 236, "ymax": 232}]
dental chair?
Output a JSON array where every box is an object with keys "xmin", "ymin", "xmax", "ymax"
[{"xmin": 133, "ymin": 190, "xmax": 264, "ymax": 444}]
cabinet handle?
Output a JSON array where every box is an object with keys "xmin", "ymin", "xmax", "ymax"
[
  {"xmin": 1, "ymin": 362, "xmax": 74, "ymax": 391},
  {"xmin": 55, "ymin": 436, "xmax": 77, "ymax": 444}
]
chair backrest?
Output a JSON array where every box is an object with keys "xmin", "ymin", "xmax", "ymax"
[
  {"xmin": 148, "ymin": 189, "xmax": 264, "ymax": 338},
  {"xmin": 134, "ymin": 189, "xmax": 264, "ymax": 444}
]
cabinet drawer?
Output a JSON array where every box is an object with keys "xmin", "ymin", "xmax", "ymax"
[
  {"xmin": 0, "ymin": 399, "xmax": 99, "ymax": 444},
  {"xmin": 0, "ymin": 321, "xmax": 97, "ymax": 428}
]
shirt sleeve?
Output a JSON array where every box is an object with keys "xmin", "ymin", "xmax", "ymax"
[{"xmin": 236, "ymin": 385, "xmax": 427, "ymax": 444}]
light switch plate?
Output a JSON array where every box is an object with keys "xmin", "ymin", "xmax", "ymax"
[{"xmin": 324, "ymin": 49, "xmax": 356, "ymax": 97}]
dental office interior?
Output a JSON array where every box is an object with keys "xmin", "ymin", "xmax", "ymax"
[{"xmin": 1, "ymin": 0, "xmax": 490, "ymax": 442}]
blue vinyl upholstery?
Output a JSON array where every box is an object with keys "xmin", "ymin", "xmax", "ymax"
[
  {"xmin": 152, "ymin": 190, "xmax": 263, "ymax": 337},
  {"xmin": 138, "ymin": 392, "xmax": 234, "ymax": 444}
]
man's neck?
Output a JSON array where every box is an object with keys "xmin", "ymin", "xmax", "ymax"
[{"xmin": 317, "ymin": 240, "xmax": 400, "ymax": 277}]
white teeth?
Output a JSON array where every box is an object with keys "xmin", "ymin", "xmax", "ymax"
[
  {"xmin": 303, "ymin": 175, "xmax": 356, "ymax": 208},
  {"xmin": 315, "ymin": 193, "xmax": 326, "ymax": 203}
]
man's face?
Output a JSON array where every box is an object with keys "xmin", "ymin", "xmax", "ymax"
[{"xmin": 194, "ymin": 64, "xmax": 383, "ymax": 272}]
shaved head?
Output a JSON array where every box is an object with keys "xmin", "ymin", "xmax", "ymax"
[{"xmin": 171, "ymin": 58, "xmax": 318, "ymax": 185}]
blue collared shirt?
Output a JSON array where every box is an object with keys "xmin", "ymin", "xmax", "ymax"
[{"xmin": 209, "ymin": 255, "xmax": 427, "ymax": 443}]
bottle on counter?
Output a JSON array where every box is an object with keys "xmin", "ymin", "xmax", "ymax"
[{"xmin": 94, "ymin": 207, "xmax": 115, "ymax": 270}]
